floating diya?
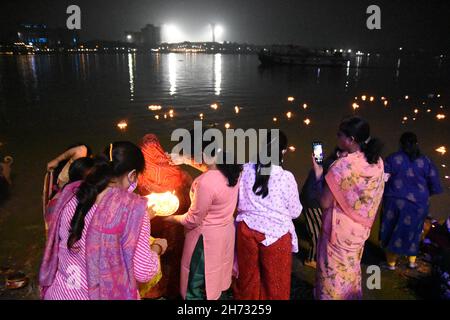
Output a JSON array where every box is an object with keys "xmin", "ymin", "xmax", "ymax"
[
  {"xmin": 210, "ymin": 103, "xmax": 219, "ymax": 110},
  {"xmin": 361, "ymin": 95, "xmax": 367, "ymax": 101},
  {"xmin": 287, "ymin": 96, "xmax": 295, "ymax": 102},
  {"xmin": 436, "ymin": 114, "xmax": 446, "ymax": 120},
  {"xmin": 369, "ymin": 96, "xmax": 375, "ymax": 102},
  {"xmin": 436, "ymin": 146, "xmax": 447, "ymax": 155},
  {"xmin": 117, "ymin": 121, "xmax": 128, "ymax": 130},
  {"xmin": 352, "ymin": 102, "xmax": 360, "ymax": 110},
  {"xmin": 145, "ymin": 191, "xmax": 180, "ymax": 216},
  {"xmin": 286, "ymin": 111, "xmax": 292, "ymax": 119},
  {"xmin": 303, "ymin": 118, "xmax": 311, "ymax": 125},
  {"xmin": 148, "ymin": 105, "xmax": 162, "ymax": 111}
]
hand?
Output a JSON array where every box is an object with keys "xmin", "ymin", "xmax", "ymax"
[
  {"xmin": 336, "ymin": 150, "xmax": 348, "ymax": 158},
  {"xmin": 152, "ymin": 238, "xmax": 168, "ymax": 255},
  {"xmin": 167, "ymin": 153, "xmax": 186, "ymax": 166},
  {"xmin": 47, "ymin": 159, "xmax": 59, "ymax": 172},
  {"xmin": 311, "ymin": 154, "xmax": 324, "ymax": 181},
  {"xmin": 147, "ymin": 205, "xmax": 157, "ymax": 220}
]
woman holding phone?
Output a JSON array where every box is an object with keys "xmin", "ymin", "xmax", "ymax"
[{"xmin": 312, "ymin": 116, "xmax": 385, "ymax": 300}]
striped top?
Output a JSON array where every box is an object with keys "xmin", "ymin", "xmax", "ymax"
[{"xmin": 44, "ymin": 196, "xmax": 159, "ymax": 300}]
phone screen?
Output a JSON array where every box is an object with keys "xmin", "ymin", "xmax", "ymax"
[{"xmin": 312, "ymin": 142, "xmax": 324, "ymax": 165}]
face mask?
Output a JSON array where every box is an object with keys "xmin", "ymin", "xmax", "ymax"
[{"xmin": 127, "ymin": 170, "xmax": 137, "ymax": 193}]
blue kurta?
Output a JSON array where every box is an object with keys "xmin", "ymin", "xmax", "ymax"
[{"xmin": 380, "ymin": 151, "xmax": 443, "ymax": 255}]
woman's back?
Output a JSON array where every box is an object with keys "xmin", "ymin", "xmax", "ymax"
[
  {"xmin": 384, "ymin": 151, "xmax": 442, "ymax": 204},
  {"xmin": 44, "ymin": 197, "xmax": 96, "ymax": 300}
]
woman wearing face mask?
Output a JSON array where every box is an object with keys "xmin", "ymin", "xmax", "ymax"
[
  {"xmin": 39, "ymin": 141, "xmax": 167, "ymax": 300},
  {"xmin": 312, "ymin": 117, "xmax": 385, "ymax": 300}
]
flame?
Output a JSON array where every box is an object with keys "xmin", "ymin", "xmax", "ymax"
[
  {"xmin": 273, "ymin": 117, "xmax": 278, "ymax": 122},
  {"xmin": 352, "ymin": 103, "xmax": 360, "ymax": 110},
  {"xmin": 117, "ymin": 121, "xmax": 128, "ymax": 130},
  {"xmin": 234, "ymin": 106, "xmax": 240, "ymax": 114},
  {"xmin": 436, "ymin": 146, "xmax": 446, "ymax": 155},
  {"xmin": 436, "ymin": 114, "xmax": 446, "ymax": 120},
  {"xmin": 286, "ymin": 111, "xmax": 292, "ymax": 119},
  {"xmin": 148, "ymin": 105, "xmax": 162, "ymax": 111},
  {"xmin": 361, "ymin": 95, "xmax": 367, "ymax": 101},
  {"xmin": 225, "ymin": 123, "xmax": 231, "ymax": 129},
  {"xmin": 145, "ymin": 191, "xmax": 180, "ymax": 216},
  {"xmin": 304, "ymin": 118, "xmax": 311, "ymax": 125},
  {"xmin": 210, "ymin": 103, "xmax": 219, "ymax": 110},
  {"xmin": 288, "ymin": 146, "xmax": 296, "ymax": 152},
  {"xmin": 302, "ymin": 103, "xmax": 308, "ymax": 109},
  {"xmin": 287, "ymin": 96, "xmax": 295, "ymax": 102}
]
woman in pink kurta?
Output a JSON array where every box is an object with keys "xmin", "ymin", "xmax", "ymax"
[
  {"xmin": 165, "ymin": 147, "xmax": 241, "ymax": 300},
  {"xmin": 312, "ymin": 117, "xmax": 385, "ymax": 300}
]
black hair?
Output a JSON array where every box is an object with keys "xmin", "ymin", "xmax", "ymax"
[
  {"xmin": 188, "ymin": 129, "xmax": 242, "ymax": 187},
  {"xmin": 339, "ymin": 116, "xmax": 383, "ymax": 165},
  {"xmin": 253, "ymin": 130, "xmax": 288, "ymax": 198},
  {"xmin": 67, "ymin": 141, "xmax": 145, "ymax": 250},
  {"xmin": 68, "ymin": 157, "xmax": 95, "ymax": 183},
  {"xmin": 400, "ymin": 132, "xmax": 421, "ymax": 161}
]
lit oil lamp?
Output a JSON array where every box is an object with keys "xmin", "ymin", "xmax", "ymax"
[
  {"xmin": 117, "ymin": 121, "xmax": 128, "ymax": 130},
  {"xmin": 210, "ymin": 103, "xmax": 219, "ymax": 110},
  {"xmin": 273, "ymin": 117, "xmax": 278, "ymax": 122},
  {"xmin": 287, "ymin": 96, "xmax": 295, "ymax": 102},
  {"xmin": 352, "ymin": 102, "xmax": 360, "ymax": 110},
  {"xmin": 436, "ymin": 146, "xmax": 447, "ymax": 155},
  {"xmin": 436, "ymin": 114, "xmax": 446, "ymax": 120},
  {"xmin": 384, "ymin": 100, "xmax": 388, "ymax": 106},
  {"xmin": 288, "ymin": 146, "xmax": 296, "ymax": 152},
  {"xmin": 303, "ymin": 118, "xmax": 311, "ymax": 125},
  {"xmin": 148, "ymin": 105, "xmax": 162, "ymax": 111},
  {"xmin": 405, "ymin": 95, "xmax": 409, "ymax": 100},
  {"xmin": 361, "ymin": 95, "xmax": 367, "ymax": 101},
  {"xmin": 286, "ymin": 111, "xmax": 292, "ymax": 119},
  {"xmin": 234, "ymin": 106, "xmax": 240, "ymax": 114},
  {"xmin": 225, "ymin": 123, "xmax": 231, "ymax": 129},
  {"xmin": 403, "ymin": 116, "xmax": 408, "ymax": 121},
  {"xmin": 302, "ymin": 103, "xmax": 308, "ymax": 109},
  {"xmin": 146, "ymin": 191, "xmax": 180, "ymax": 217},
  {"xmin": 154, "ymin": 115, "xmax": 160, "ymax": 120},
  {"xmin": 199, "ymin": 113, "xmax": 204, "ymax": 120},
  {"xmin": 414, "ymin": 109, "xmax": 419, "ymax": 114},
  {"xmin": 369, "ymin": 96, "xmax": 375, "ymax": 102}
]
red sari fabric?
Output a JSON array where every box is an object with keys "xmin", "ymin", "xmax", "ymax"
[
  {"xmin": 137, "ymin": 134, "xmax": 192, "ymax": 299},
  {"xmin": 234, "ymin": 221, "xmax": 292, "ymax": 300}
]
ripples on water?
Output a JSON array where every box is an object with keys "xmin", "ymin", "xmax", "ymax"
[{"xmin": 0, "ymin": 52, "xmax": 448, "ymax": 216}]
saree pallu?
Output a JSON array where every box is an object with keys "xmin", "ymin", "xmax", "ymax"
[{"xmin": 315, "ymin": 152, "xmax": 385, "ymax": 300}]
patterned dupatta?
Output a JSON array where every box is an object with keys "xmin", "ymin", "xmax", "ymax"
[{"xmin": 39, "ymin": 181, "xmax": 147, "ymax": 299}]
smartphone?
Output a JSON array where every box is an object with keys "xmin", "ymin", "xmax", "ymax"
[{"xmin": 312, "ymin": 141, "xmax": 324, "ymax": 165}]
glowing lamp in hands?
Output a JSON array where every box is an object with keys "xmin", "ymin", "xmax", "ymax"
[{"xmin": 146, "ymin": 191, "xmax": 180, "ymax": 217}]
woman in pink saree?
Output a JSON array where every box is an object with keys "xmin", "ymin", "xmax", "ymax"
[{"xmin": 312, "ymin": 117, "xmax": 385, "ymax": 300}]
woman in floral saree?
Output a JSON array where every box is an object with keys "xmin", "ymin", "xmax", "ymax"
[{"xmin": 312, "ymin": 117, "xmax": 386, "ymax": 300}]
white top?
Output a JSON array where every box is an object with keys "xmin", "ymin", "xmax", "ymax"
[{"xmin": 236, "ymin": 163, "xmax": 302, "ymax": 252}]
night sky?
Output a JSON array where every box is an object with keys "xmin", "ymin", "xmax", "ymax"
[{"xmin": 1, "ymin": 0, "xmax": 449, "ymax": 51}]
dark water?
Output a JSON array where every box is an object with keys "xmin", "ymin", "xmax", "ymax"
[{"xmin": 0, "ymin": 53, "xmax": 449, "ymax": 220}]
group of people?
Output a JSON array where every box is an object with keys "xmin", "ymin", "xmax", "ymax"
[{"xmin": 38, "ymin": 115, "xmax": 444, "ymax": 300}]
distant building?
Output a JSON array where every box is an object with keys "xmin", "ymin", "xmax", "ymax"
[
  {"xmin": 16, "ymin": 23, "xmax": 78, "ymax": 48},
  {"xmin": 124, "ymin": 24, "xmax": 161, "ymax": 48}
]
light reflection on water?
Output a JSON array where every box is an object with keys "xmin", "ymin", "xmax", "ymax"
[{"xmin": 0, "ymin": 52, "xmax": 449, "ymax": 216}]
